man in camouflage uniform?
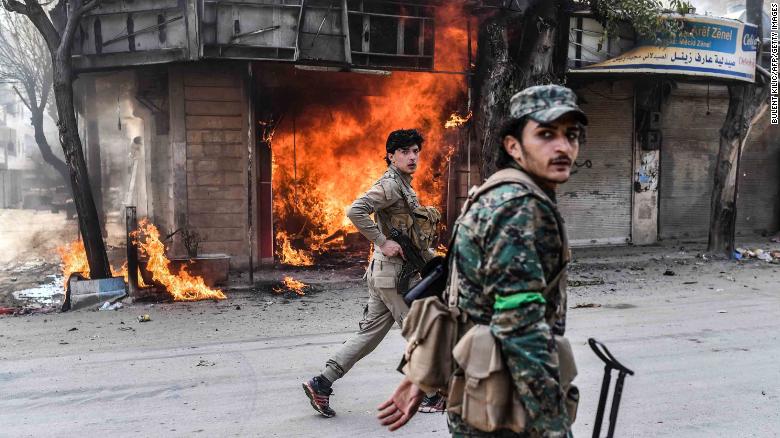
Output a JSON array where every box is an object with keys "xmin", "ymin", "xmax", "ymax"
[
  {"xmin": 378, "ymin": 85, "xmax": 587, "ymax": 437},
  {"xmin": 303, "ymin": 129, "xmax": 437, "ymax": 418}
]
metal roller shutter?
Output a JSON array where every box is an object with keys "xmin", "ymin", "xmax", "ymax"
[
  {"xmin": 736, "ymin": 118, "xmax": 780, "ymax": 237},
  {"xmin": 558, "ymin": 81, "xmax": 633, "ymax": 246},
  {"xmin": 659, "ymin": 84, "xmax": 725, "ymax": 240}
]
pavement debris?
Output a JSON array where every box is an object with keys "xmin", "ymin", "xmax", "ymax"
[
  {"xmin": 99, "ymin": 301, "xmax": 124, "ymax": 311},
  {"xmin": 137, "ymin": 314, "xmax": 151, "ymax": 323},
  {"xmin": 196, "ymin": 359, "xmax": 216, "ymax": 367},
  {"xmin": 663, "ymin": 270, "xmax": 676, "ymax": 276},
  {"xmin": 568, "ymin": 278, "xmax": 605, "ymax": 287},
  {"xmin": 572, "ymin": 303, "xmax": 602, "ymax": 309}
]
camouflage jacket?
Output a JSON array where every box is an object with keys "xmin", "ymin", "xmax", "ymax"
[
  {"xmin": 451, "ymin": 164, "xmax": 570, "ymax": 436},
  {"xmin": 347, "ymin": 165, "xmax": 422, "ymax": 264}
]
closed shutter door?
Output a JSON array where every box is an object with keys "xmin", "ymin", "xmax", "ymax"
[
  {"xmin": 736, "ymin": 118, "xmax": 780, "ymax": 236},
  {"xmin": 558, "ymin": 81, "xmax": 633, "ymax": 246},
  {"xmin": 659, "ymin": 84, "xmax": 725, "ymax": 240}
]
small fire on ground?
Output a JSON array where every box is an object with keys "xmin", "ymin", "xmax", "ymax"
[
  {"xmin": 273, "ymin": 276, "xmax": 307, "ymax": 296},
  {"xmin": 57, "ymin": 220, "xmax": 226, "ymax": 302}
]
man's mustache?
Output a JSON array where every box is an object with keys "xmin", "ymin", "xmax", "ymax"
[{"xmin": 550, "ymin": 157, "xmax": 572, "ymax": 166}]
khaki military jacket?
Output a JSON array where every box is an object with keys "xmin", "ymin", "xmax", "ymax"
[{"xmin": 346, "ymin": 165, "xmax": 423, "ymax": 264}]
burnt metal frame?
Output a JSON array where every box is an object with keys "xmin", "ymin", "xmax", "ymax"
[
  {"xmin": 76, "ymin": 0, "xmax": 442, "ymax": 70},
  {"xmin": 202, "ymin": 0, "xmax": 301, "ymax": 60},
  {"xmin": 347, "ymin": 0, "xmax": 435, "ymax": 69},
  {"xmin": 589, "ymin": 338, "xmax": 635, "ymax": 438},
  {"xmin": 101, "ymin": 15, "xmax": 184, "ymax": 47}
]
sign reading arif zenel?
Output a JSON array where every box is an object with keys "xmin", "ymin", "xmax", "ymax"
[{"xmin": 576, "ymin": 14, "xmax": 758, "ymax": 83}]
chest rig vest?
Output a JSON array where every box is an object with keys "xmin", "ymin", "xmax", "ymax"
[{"xmin": 374, "ymin": 167, "xmax": 441, "ymax": 258}]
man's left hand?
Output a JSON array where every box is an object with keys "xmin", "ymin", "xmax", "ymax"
[{"xmin": 377, "ymin": 377, "xmax": 425, "ymax": 431}]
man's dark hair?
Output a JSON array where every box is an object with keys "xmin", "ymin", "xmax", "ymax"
[
  {"xmin": 495, "ymin": 116, "xmax": 587, "ymax": 170},
  {"xmin": 385, "ymin": 129, "xmax": 424, "ymax": 165},
  {"xmin": 495, "ymin": 117, "xmax": 529, "ymax": 170}
]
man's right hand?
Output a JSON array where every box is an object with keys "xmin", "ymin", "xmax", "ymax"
[
  {"xmin": 377, "ymin": 377, "xmax": 424, "ymax": 431},
  {"xmin": 379, "ymin": 239, "xmax": 405, "ymax": 260}
]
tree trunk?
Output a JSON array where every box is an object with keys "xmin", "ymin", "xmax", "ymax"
[
  {"xmin": 708, "ymin": 85, "xmax": 750, "ymax": 257},
  {"xmin": 52, "ymin": 56, "xmax": 111, "ymax": 279},
  {"xmin": 29, "ymin": 106, "xmax": 70, "ymax": 188},
  {"xmin": 707, "ymin": 0, "xmax": 767, "ymax": 257},
  {"xmin": 475, "ymin": 1, "xmax": 565, "ymax": 177}
]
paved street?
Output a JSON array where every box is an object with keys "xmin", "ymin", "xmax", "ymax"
[{"xmin": 1, "ymin": 246, "xmax": 779, "ymax": 437}]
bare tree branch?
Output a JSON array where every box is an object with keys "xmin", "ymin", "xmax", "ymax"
[{"xmin": 11, "ymin": 85, "xmax": 32, "ymax": 110}]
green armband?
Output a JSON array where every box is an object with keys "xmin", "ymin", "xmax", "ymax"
[{"xmin": 494, "ymin": 292, "xmax": 546, "ymax": 311}]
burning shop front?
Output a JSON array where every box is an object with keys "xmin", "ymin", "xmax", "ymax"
[{"xmin": 71, "ymin": 1, "xmax": 476, "ymax": 270}]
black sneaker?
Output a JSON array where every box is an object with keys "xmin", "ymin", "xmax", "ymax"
[
  {"xmin": 418, "ymin": 393, "xmax": 446, "ymax": 413},
  {"xmin": 302, "ymin": 377, "xmax": 336, "ymax": 418}
]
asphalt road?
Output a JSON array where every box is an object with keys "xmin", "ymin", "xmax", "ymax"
[{"xmin": 2, "ymin": 252, "xmax": 779, "ymax": 437}]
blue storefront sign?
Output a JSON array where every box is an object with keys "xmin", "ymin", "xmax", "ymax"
[{"xmin": 571, "ymin": 14, "xmax": 757, "ymax": 83}]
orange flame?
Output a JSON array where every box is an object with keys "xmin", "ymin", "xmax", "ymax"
[
  {"xmin": 56, "ymin": 241, "xmax": 148, "ymax": 289},
  {"xmin": 113, "ymin": 262, "xmax": 150, "ymax": 288},
  {"xmin": 135, "ymin": 219, "xmax": 226, "ymax": 301},
  {"xmin": 56, "ymin": 240, "xmax": 90, "ymax": 288},
  {"xmin": 274, "ymin": 276, "xmax": 307, "ymax": 296},
  {"xmin": 270, "ymin": 3, "xmax": 469, "ymax": 263},
  {"xmin": 276, "ymin": 231, "xmax": 314, "ymax": 266},
  {"xmin": 444, "ymin": 111, "xmax": 472, "ymax": 129},
  {"xmin": 57, "ymin": 221, "xmax": 226, "ymax": 301}
]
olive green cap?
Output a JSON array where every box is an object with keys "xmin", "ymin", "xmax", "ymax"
[{"xmin": 509, "ymin": 84, "xmax": 588, "ymax": 125}]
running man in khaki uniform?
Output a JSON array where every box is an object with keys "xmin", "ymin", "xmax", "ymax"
[{"xmin": 303, "ymin": 129, "xmax": 439, "ymax": 417}]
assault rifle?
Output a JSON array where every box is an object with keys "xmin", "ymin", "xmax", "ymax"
[
  {"xmin": 403, "ymin": 256, "xmax": 447, "ymax": 305},
  {"xmin": 388, "ymin": 227, "xmax": 427, "ymax": 294}
]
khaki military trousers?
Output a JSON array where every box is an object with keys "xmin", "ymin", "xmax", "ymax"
[{"xmin": 322, "ymin": 259, "xmax": 409, "ymax": 383}]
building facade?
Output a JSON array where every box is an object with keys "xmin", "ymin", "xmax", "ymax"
[{"xmin": 72, "ymin": 1, "xmax": 779, "ymax": 270}]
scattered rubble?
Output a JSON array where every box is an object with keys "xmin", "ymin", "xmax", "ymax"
[{"xmin": 735, "ymin": 247, "xmax": 780, "ymax": 263}]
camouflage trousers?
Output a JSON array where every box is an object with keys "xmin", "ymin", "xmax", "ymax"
[
  {"xmin": 448, "ymin": 414, "xmax": 572, "ymax": 438},
  {"xmin": 321, "ymin": 259, "xmax": 408, "ymax": 383},
  {"xmin": 449, "ymin": 304, "xmax": 571, "ymax": 438},
  {"xmin": 448, "ymin": 413, "xmax": 531, "ymax": 438}
]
